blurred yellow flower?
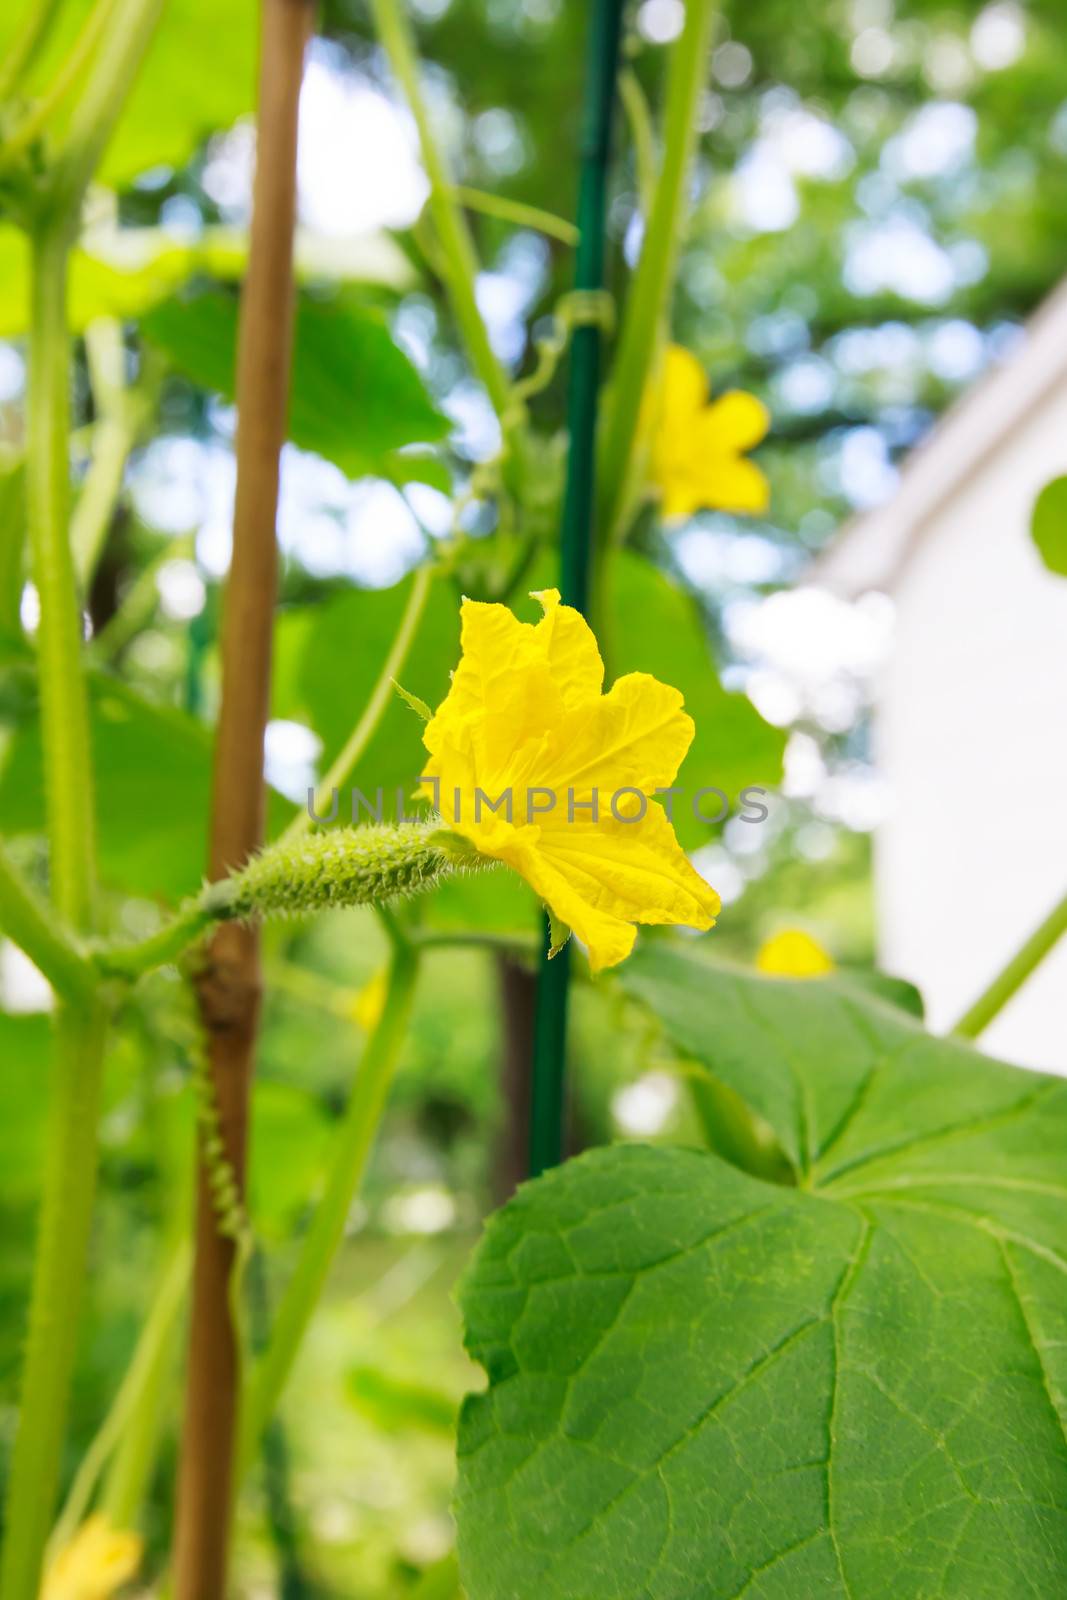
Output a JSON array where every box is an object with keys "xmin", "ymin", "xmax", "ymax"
[
  {"xmin": 420, "ymin": 590, "xmax": 720, "ymax": 973},
  {"xmin": 351, "ymin": 966, "xmax": 388, "ymax": 1031},
  {"xmin": 756, "ymin": 929, "xmax": 835, "ymax": 979},
  {"xmin": 650, "ymin": 344, "xmax": 770, "ymax": 520},
  {"xmin": 42, "ymin": 1515, "xmax": 141, "ymax": 1600}
]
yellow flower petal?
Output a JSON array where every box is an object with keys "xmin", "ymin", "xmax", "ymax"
[
  {"xmin": 534, "ymin": 672, "xmax": 695, "ymax": 808},
  {"xmin": 43, "ymin": 1515, "xmax": 142, "ymax": 1600},
  {"xmin": 658, "ymin": 473, "xmax": 702, "ymax": 522},
  {"xmin": 659, "ymin": 344, "xmax": 709, "ymax": 429},
  {"xmin": 692, "ymin": 454, "xmax": 770, "ymax": 515},
  {"xmin": 352, "ymin": 966, "xmax": 388, "ymax": 1030},
  {"xmin": 529, "ymin": 588, "xmax": 604, "ymax": 708},
  {"xmin": 647, "ymin": 346, "xmax": 771, "ymax": 521},
  {"xmin": 498, "ymin": 833, "xmax": 638, "ymax": 973},
  {"xmin": 756, "ymin": 929, "xmax": 835, "ymax": 979},
  {"xmin": 494, "ymin": 806, "xmax": 718, "ymax": 974},
  {"xmin": 540, "ymin": 805, "xmax": 719, "ymax": 950},
  {"xmin": 422, "ymin": 592, "xmax": 721, "ymax": 972},
  {"xmin": 700, "ymin": 389, "xmax": 770, "ymax": 453},
  {"xmin": 422, "ymin": 596, "xmax": 559, "ymax": 797}
]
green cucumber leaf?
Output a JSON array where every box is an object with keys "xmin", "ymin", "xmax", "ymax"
[
  {"xmin": 1031, "ymin": 475, "xmax": 1067, "ymax": 578},
  {"xmin": 0, "ymin": 225, "xmax": 414, "ymax": 340},
  {"xmin": 456, "ymin": 940, "xmax": 1067, "ymax": 1598},
  {"xmin": 0, "ymin": 675, "xmax": 292, "ymax": 900},
  {"xmin": 0, "ymin": 0, "xmax": 256, "ymax": 186},
  {"xmin": 142, "ymin": 289, "xmax": 449, "ymax": 478}
]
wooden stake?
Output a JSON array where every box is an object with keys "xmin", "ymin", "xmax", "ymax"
[{"xmin": 172, "ymin": 2, "xmax": 313, "ymax": 1593}]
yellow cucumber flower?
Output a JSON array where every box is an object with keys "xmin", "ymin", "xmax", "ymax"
[
  {"xmin": 419, "ymin": 589, "xmax": 720, "ymax": 973},
  {"xmin": 42, "ymin": 1514, "xmax": 142, "ymax": 1600},
  {"xmin": 756, "ymin": 928, "xmax": 835, "ymax": 978},
  {"xmin": 351, "ymin": 966, "xmax": 388, "ymax": 1031},
  {"xmin": 650, "ymin": 344, "xmax": 770, "ymax": 521}
]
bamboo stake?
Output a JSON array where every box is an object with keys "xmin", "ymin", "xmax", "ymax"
[{"xmin": 171, "ymin": 2, "xmax": 312, "ymax": 1593}]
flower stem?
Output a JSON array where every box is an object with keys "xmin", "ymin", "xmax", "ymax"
[
  {"xmin": 369, "ymin": 0, "xmax": 511, "ymax": 419},
  {"xmin": 238, "ymin": 945, "xmax": 419, "ymax": 1469},
  {"xmin": 93, "ymin": 824, "xmax": 475, "ymax": 983},
  {"xmin": 285, "ymin": 561, "xmax": 434, "ymax": 846},
  {"xmin": 95, "ymin": 898, "xmax": 216, "ymax": 981},
  {"xmin": 951, "ymin": 887, "xmax": 1067, "ymax": 1040},
  {"xmin": 595, "ymin": 0, "xmax": 716, "ymax": 551}
]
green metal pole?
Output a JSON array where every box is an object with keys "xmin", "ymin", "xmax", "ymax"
[{"xmin": 528, "ymin": 0, "xmax": 625, "ymax": 1179}]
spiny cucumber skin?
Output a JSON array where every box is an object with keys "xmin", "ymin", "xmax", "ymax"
[{"xmin": 217, "ymin": 823, "xmax": 469, "ymax": 922}]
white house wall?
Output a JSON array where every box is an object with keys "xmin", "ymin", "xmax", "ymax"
[{"xmin": 876, "ymin": 383, "xmax": 1067, "ymax": 1073}]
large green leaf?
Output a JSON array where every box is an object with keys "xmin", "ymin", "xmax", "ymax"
[
  {"xmin": 0, "ymin": 675, "xmax": 291, "ymax": 900},
  {"xmin": 249, "ymin": 1079, "xmax": 333, "ymax": 1241},
  {"xmin": 273, "ymin": 569, "xmax": 461, "ymax": 817},
  {"xmin": 142, "ymin": 289, "xmax": 449, "ymax": 479},
  {"xmin": 0, "ymin": 0, "xmax": 256, "ymax": 185},
  {"xmin": 0, "ymin": 225, "xmax": 415, "ymax": 339},
  {"xmin": 456, "ymin": 941, "xmax": 1067, "ymax": 1598},
  {"xmin": 607, "ymin": 554, "xmax": 785, "ymax": 847}
]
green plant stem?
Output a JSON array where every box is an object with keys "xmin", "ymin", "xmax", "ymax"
[
  {"xmin": 450, "ymin": 184, "xmax": 579, "ymax": 245},
  {"xmin": 529, "ymin": 0, "xmax": 624, "ymax": 1179},
  {"xmin": 951, "ymin": 887, "xmax": 1067, "ymax": 1040},
  {"xmin": 0, "ymin": 0, "xmax": 66, "ymax": 105},
  {"xmin": 91, "ymin": 531, "xmax": 196, "ymax": 661},
  {"xmin": 415, "ymin": 927, "xmax": 537, "ymax": 957},
  {"xmin": 0, "ymin": 216, "xmax": 107, "ymax": 1600},
  {"xmin": 0, "ymin": 455, "xmax": 25, "ymax": 634},
  {"xmin": 238, "ymin": 945, "xmax": 419, "ymax": 1469},
  {"xmin": 618, "ymin": 66, "xmax": 656, "ymax": 219},
  {"xmin": 1, "ymin": 1002, "xmax": 107, "ymax": 1600},
  {"xmin": 99, "ymin": 1241, "xmax": 189, "ymax": 1530},
  {"xmin": 267, "ymin": 958, "xmax": 364, "ymax": 1019},
  {"xmin": 94, "ymin": 822, "xmax": 477, "ymax": 983},
  {"xmin": 47, "ymin": 0, "xmax": 165, "ymax": 228},
  {"xmin": 0, "ymin": 836, "xmax": 95, "ymax": 1002},
  {"xmin": 2, "ymin": 11, "xmax": 181, "ymax": 1596},
  {"xmin": 595, "ymin": 0, "xmax": 715, "ymax": 553},
  {"xmin": 2, "ymin": 0, "xmax": 123, "ymax": 168},
  {"xmin": 72, "ymin": 317, "xmax": 149, "ymax": 588},
  {"xmin": 95, "ymin": 898, "xmax": 215, "ymax": 981},
  {"xmin": 51, "ymin": 1238, "xmax": 190, "ymax": 1548},
  {"xmin": 25, "ymin": 227, "xmax": 95, "ymax": 923},
  {"xmin": 369, "ymin": 0, "xmax": 511, "ymax": 419},
  {"xmin": 284, "ymin": 560, "xmax": 434, "ymax": 846},
  {"xmin": 72, "ymin": 410, "xmax": 133, "ymax": 584}
]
